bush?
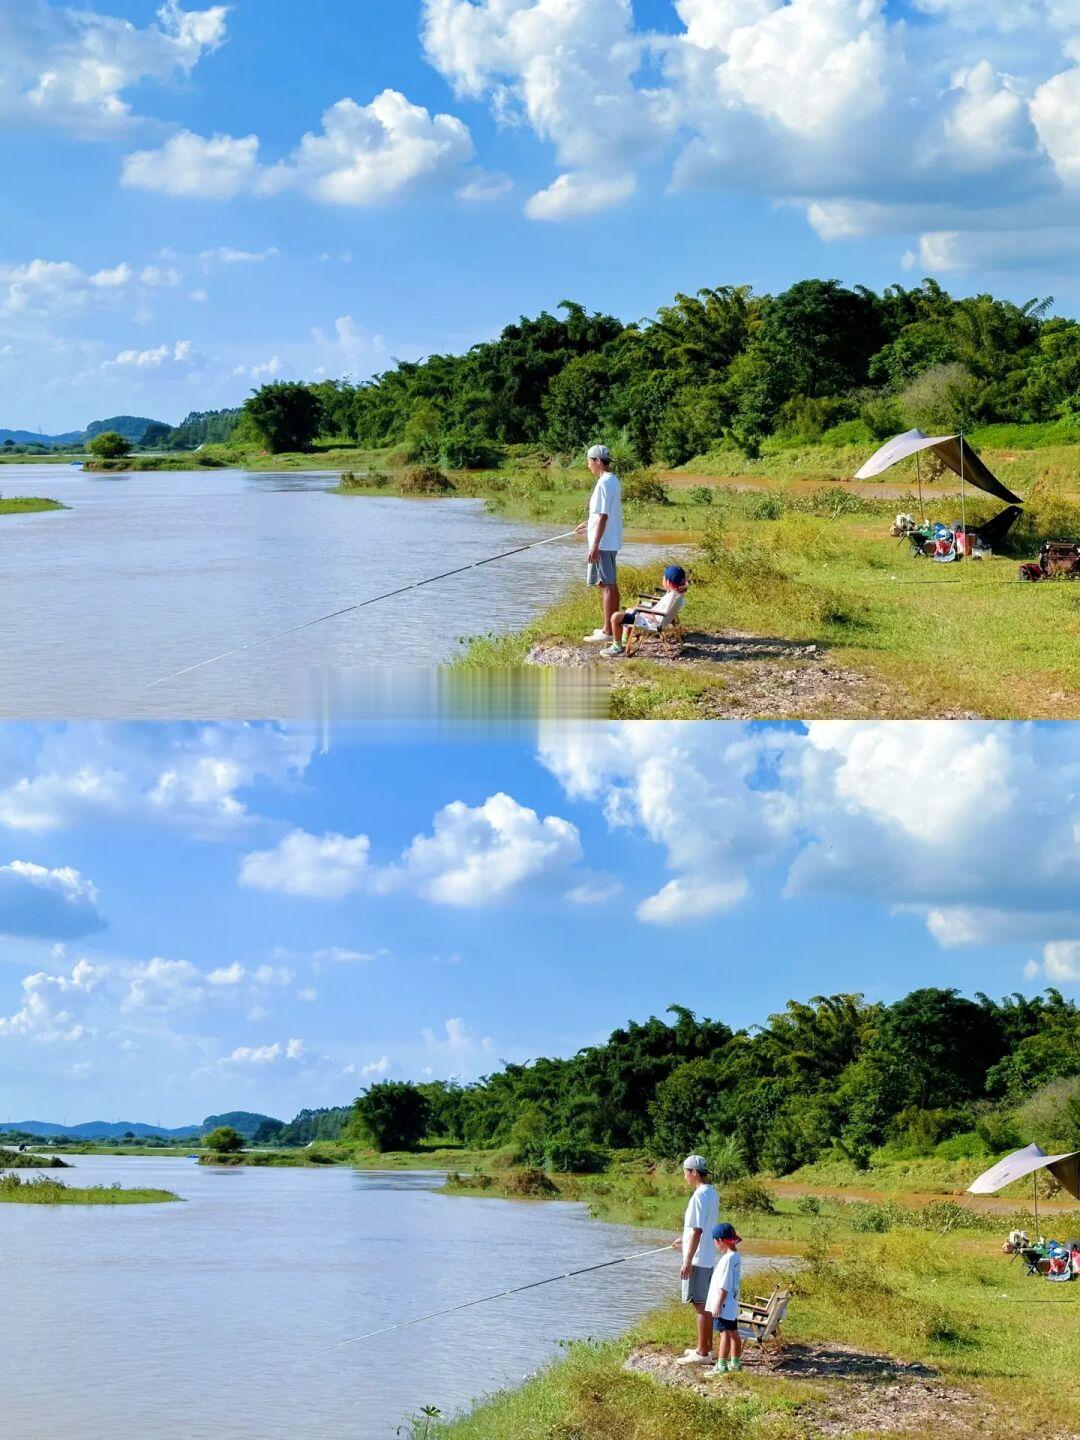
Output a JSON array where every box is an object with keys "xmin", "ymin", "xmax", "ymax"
[
  {"xmin": 722, "ymin": 1177, "xmax": 776, "ymax": 1214},
  {"xmin": 705, "ymin": 1136, "xmax": 748, "ymax": 1185},
  {"xmin": 898, "ymin": 362, "xmax": 983, "ymax": 433},
  {"xmin": 687, "ymin": 485, "xmax": 713, "ymax": 506},
  {"xmin": 622, "ymin": 470, "xmax": 671, "ymax": 506},
  {"xmin": 502, "ymin": 1167, "xmax": 559, "ymax": 1197},
  {"xmin": 796, "ymin": 1194, "xmax": 823, "ymax": 1216},
  {"xmin": 747, "ymin": 490, "xmax": 790, "ymax": 520},
  {"xmin": 400, "ymin": 465, "xmax": 455, "ymax": 495},
  {"xmin": 847, "ymin": 1200, "xmax": 904, "ymax": 1232},
  {"xmin": 441, "ymin": 429, "xmax": 501, "ymax": 470},
  {"xmin": 203, "ymin": 1126, "xmax": 244, "ymax": 1154},
  {"xmin": 545, "ymin": 1135, "xmax": 608, "ymax": 1174},
  {"xmin": 86, "ymin": 431, "xmax": 129, "ymax": 459}
]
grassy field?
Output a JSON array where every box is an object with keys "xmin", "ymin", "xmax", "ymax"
[
  {"xmin": 0, "ymin": 497, "xmax": 65, "ymax": 515},
  {"xmin": 421, "ymin": 1160, "xmax": 1080, "ymax": 1440},
  {"xmin": 0, "ymin": 1174, "xmax": 179, "ymax": 1204}
]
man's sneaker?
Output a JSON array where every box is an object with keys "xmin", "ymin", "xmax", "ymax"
[
  {"xmin": 582, "ymin": 629, "xmax": 610, "ymax": 643},
  {"xmin": 675, "ymin": 1351, "xmax": 713, "ymax": 1366}
]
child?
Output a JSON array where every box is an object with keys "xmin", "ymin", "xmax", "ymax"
[
  {"xmin": 603, "ymin": 565, "xmax": 688, "ymax": 657},
  {"xmin": 706, "ymin": 1222, "xmax": 743, "ymax": 1375}
]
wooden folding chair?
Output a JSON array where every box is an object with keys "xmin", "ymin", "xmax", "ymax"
[
  {"xmin": 624, "ymin": 593, "xmax": 686, "ymax": 658},
  {"xmin": 737, "ymin": 1288, "xmax": 793, "ymax": 1350}
]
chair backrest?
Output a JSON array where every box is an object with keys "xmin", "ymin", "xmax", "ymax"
[{"xmin": 760, "ymin": 1290, "xmax": 792, "ymax": 1338}]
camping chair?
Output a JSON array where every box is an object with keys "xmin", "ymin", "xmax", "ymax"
[
  {"xmin": 624, "ymin": 592, "xmax": 686, "ymax": 658},
  {"xmin": 1019, "ymin": 1246, "xmax": 1046, "ymax": 1277},
  {"xmin": 737, "ymin": 1288, "xmax": 792, "ymax": 1350}
]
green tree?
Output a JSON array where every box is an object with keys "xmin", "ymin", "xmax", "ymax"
[
  {"xmin": 87, "ymin": 431, "xmax": 129, "ymax": 459},
  {"xmin": 243, "ymin": 382, "xmax": 325, "ymax": 453},
  {"xmin": 203, "ymin": 1126, "xmax": 244, "ymax": 1154},
  {"xmin": 350, "ymin": 1081, "xmax": 432, "ymax": 1151}
]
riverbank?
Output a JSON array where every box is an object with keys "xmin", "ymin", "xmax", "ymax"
[
  {"xmin": 0, "ymin": 1174, "xmax": 179, "ymax": 1204},
  {"xmin": 0, "ymin": 497, "xmax": 65, "ymax": 515},
  {"xmin": 0, "ymin": 1148, "xmax": 69, "ymax": 1168},
  {"xmin": 422, "ymin": 1168, "xmax": 1079, "ymax": 1440}
]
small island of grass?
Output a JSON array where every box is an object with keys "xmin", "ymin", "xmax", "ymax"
[
  {"xmin": 0, "ymin": 497, "xmax": 66, "ymax": 515},
  {"xmin": 0, "ymin": 1174, "xmax": 179, "ymax": 1205}
]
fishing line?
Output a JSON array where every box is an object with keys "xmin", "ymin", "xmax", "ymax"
[
  {"xmin": 145, "ymin": 529, "xmax": 578, "ymax": 689},
  {"xmin": 320, "ymin": 1243, "xmax": 673, "ymax": 1355}
]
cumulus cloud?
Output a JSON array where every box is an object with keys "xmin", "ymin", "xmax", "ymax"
[
  {"xmin": 223, "ymin": 1037, "xmax": 305, "ymax": 1065},
  {"xmin": 0, "ymin": 957, "xmax": 99, "ymax": 1042},
  {"xmin": 1027, "ymin": 939, "xmax": 1080, "ymax": 982},
  {"xmin": 240, "ymin": 793, "xmax": 582, "ymax": 907},
  {"xmin": 538, "ymin": 721, "xmax": 1080, "ymax": 938},
  {"xmin": 239, "ymin": 829, "xmax": 373, "ymax": 900},
  {"xmin": 121, "ymin": 90, "xmax": 479, "ymax": 206},
  {"xmin": 0, "ymin": 724, "xmax": 313, "ymax": 837},
  {"xmin": 0, "ymin": 861, "xmax": 105, "ymax": 939},
  {"xmin": 0, "ymin": 0, "xmax": 227, "ymax": 135}
]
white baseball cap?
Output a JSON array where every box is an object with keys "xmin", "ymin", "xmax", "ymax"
[
  {"xmin": 682, "ymin": 1154, "xmax": 708, "ymax": 1173},
  {"xmin": 586, "ymin": 443, "xmax": 611, "ymax": 461}
]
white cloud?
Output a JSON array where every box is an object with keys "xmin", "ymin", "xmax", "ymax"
[
  {"xmin": 539, "ymin": 721, "xmax": 1080, "ymax": 935},
  {"xmin": 0, "ymin": 860, "xmax": 105, "ymax": 939},
  {"xmin": 122, "ymin": 956, "xmax": 205, "ymax": 1012},
  {"xmin": 240, "ymin": 793, "xmax": 581, "ymax": 907},
  {"xmin": 420, "ymin": 1016, "xmax": 494, "ymax": 1076},
  {"xmin": 105, "ymin": 339, "xmax": 195, "ymax": 369},
  {"xmin": 1030, "ymin": 939, "xmax": 1080, "ymax": 982},
  {"xmin": 311, "ymin": 946, "xmax": 389, "ymax": 964},
  {"xmin": 296, "ymin": 987, "xmax": 318, "ymax": 1002},
  {"xmin": 121, "ymin": 90, "xmax": 478, "ymax": 206},
  {"xmin": 239, "ymin": 829, "xmax": 373, "ymax": 900},
  {"xmin": 526, "ymin": 171, "xmax": 636, "ymax": 220},
  {"xmin": 205, "ymin": 962, "xmax": 245, "ymax": 986},
  {"xmin": 0, "ymin": 0, "xmax": 227, "ymax": 136},
  {"xmin": 389, "ymin": 793, "xmax": 582, "ymax": 906},
  {"xmin": 223, "ymin": 1037, "xmax": 305, "ymax": 1065},
  {"xmin": 0, "ymin": 724, "xmax": 313, "ymax": 837},
  {"xmin": 360, "ymin": 1054, "xmax": 390, "ymax": 1077},
  {"xmin": 199, "ymin": 246, "xmax": 280, "ymax": 266},
  {"xmin": 0, "ymin": 958, "xmax": 99, "ymax": 1042}
]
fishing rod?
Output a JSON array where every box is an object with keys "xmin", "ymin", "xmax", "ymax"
[
  {"xmin": 324, "ymin": 1243, "xmax": 673, "ymax": 1354},
  {"xmin": 145, "ymin": 528, "xmax": 579, "ymax": 690}
]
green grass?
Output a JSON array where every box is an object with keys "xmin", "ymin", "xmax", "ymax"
[
  {"xmin": 0, "ymin": 1174, "xmax": 179, "ymax": 1204},
  {"xmin": 424, "ymin": 1170, "xmax": 1080, "ymax": 1440},
  {"xmin": 0, "ymin": 497, "xmax": 66, "ymax": 514}
]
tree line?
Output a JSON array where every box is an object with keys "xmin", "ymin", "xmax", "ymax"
[
  {"xmin": 165, "ymin": 279, "xmax": 1080, "ymax": 464},
  {"xmin": 264, "ymin": 987, "xmax": 1080, "ymax": 1174}
]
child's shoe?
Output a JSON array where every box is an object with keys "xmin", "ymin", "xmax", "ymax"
[
  {"xmin": 602, "ymin": 642, "xmax": 625, "ymax": 657},
  {"xmin": 729, "ymin": 1357, "xmax": 743, "ymax": 1371},
  {"xmin": 708, "ymin": 1359, "xmax": 730, "ymax": 1376}
]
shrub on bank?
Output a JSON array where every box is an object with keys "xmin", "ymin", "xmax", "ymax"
[{"xmin": 400, "ymin": 466, "xmax": 456, "ymax": 495}]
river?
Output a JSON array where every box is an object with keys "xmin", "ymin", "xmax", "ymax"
[
  {"xmin": 2, "ymin": 1154, "xmax": 689, "ymax": 1439},
  {"xmin": 0, "ymin": 466, "xmax": 666, "ymax": 719}
]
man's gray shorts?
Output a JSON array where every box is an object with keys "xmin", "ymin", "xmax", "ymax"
[
  {"xmin": 681, "ymin": 1266, "xmax": 711, "ymax": 1305},
  {"xmin": 586, "ymin": 550, "xmax": 618, "ymax": 587}
]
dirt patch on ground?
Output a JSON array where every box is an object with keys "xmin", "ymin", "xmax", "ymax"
[
  {"xmin": 624, "ymin": 1341, "xmax": 1053, "ymax": 1438},
  {"xmin": 525, "ymin": 630, "xmax": 979, "ymax": 719}
]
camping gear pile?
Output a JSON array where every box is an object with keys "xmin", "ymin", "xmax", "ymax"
[
  {"xmin": 1003, "ymin": 1230, "xmax": 1080, "ymax": 1281},
  {"xmin": 858, "ymin": 430, "xmax": 1026, "ymax": 564},
  {"xmin": 1018, "ymin": 538, "xmax": 1080, "ymax": 582}
]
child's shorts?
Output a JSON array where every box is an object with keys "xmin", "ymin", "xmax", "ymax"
[{"xmin": 713, "ymin": 1317, "xmax": 739, "ymax": 1332}]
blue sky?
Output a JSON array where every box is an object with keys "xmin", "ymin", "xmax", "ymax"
[
  {"xmin": 5, "ymin": 0, "xmax": 1080, "ymax": 430},
  {"xmin": 0, "ymin": 719, "xmax": 1076, "ymax": 1125}
]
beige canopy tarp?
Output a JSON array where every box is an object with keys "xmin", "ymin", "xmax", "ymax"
[
  {"xmin": 855, "ymin": 428, "xmax": 1023, "ymax": 506},
  {"xmin": 968, "ymin": 1142, "xmax": 1080, "ymax": 1200}
]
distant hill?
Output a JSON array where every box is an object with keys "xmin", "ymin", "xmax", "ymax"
[
  {"xmin": 201, "ymin": 1111, "xmax": 282, "ymax": 1139},
  {"xmin": 0, "ymin": 1119, "xmax": 201, "ymax": 1140},
  {"xmin": 0, "ymin": 429, "xmax": 84, "ymax": 447},
  {"xmin": 0, "ymin": 1110, "xmax": 282, "ymax": 1141},
  {"xmin": 0, "ymin": 415, "xmax": 170, "ymax": 448}
]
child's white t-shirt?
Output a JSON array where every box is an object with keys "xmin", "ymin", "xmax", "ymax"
[{"xmin": 706, "ymin": 1248, "xmax": 741, "ymax": 1319}]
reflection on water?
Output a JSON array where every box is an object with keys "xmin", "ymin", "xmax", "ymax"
[
  {"xmin": 2, "ymin": 1155, "xmax": 680, "ymax": 1440},
  {"xmin": 0, "ymin": 467, "xmax": 670, "ymax": 719}
]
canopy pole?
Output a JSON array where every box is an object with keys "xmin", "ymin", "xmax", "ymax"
[
  {"xmin": 958, "ymin": 429, "xmax": 967, "ymax": 534},
  {"xmin": 915, "ymin": 449, "xmax": 925, "ymax": 519},
  {"xmin": 1034, "ymin": 1172, "xmax": 1039, "ymax": 1238}
]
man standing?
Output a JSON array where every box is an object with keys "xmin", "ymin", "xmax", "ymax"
[
  {"xmin": 672, "ymin": 1154, "xmax": 720, "ymax": 1365},
  {"xmin": 575, "ymin": 443, "xmax": 622, "ymax": 643}
]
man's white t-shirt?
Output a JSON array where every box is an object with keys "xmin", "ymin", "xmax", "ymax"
[
  {"xmin": 682, "ymin": 1183, "xmax": 719, "ymax": 1268},
  {"xmin": 706, "ymin": 1248, "xmax": 741, "ymax": 1319},
  {"xmin": 587, "ymin": 471, "xmax": 623, "ymax": 552}
]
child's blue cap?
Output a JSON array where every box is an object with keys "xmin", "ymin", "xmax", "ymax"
[
  {"xmin": 713, "ymin": 1222, "xmax": 742, "ymax": 1243},
  {"xmin": 664, "ymin": 564, "xmax": 687, "ymax": 588}
]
